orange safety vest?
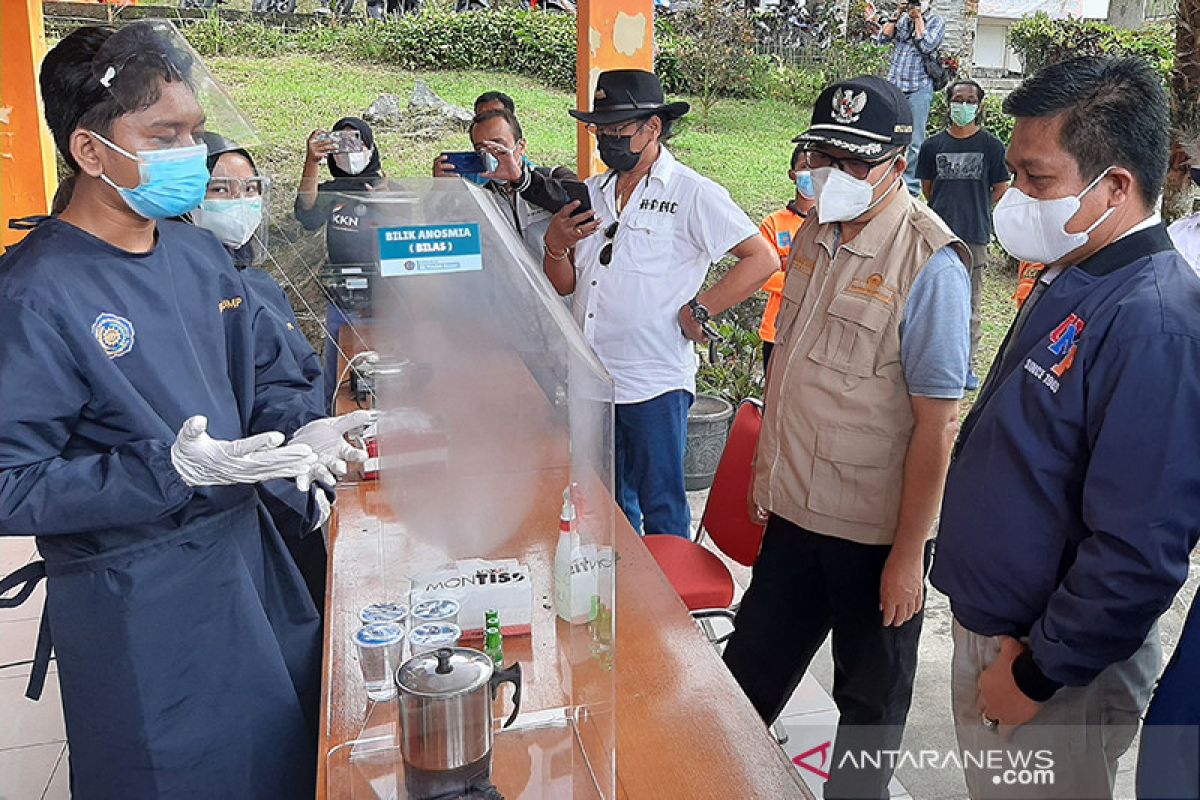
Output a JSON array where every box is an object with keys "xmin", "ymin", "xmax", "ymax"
[
  {"xmin": 757, "ymin": 203, "xmax": 807, "ymax": 343},
  {"xmin": 1013, "ymin": 261, "xmax": 1045, "ymax": 308}
]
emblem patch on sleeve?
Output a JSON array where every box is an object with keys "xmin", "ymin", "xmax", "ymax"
[{"xmin": 92, "ymin": 312, "xmax": 135, "ymax": 359}]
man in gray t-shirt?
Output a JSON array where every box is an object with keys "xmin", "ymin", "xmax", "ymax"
[{"xmin": 916, "ymin": 79, "xmax": 1010, "ymax": 390}]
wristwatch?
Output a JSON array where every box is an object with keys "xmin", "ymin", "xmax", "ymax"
[{"xmin": 688, "ymin": 297, "xmax": 711, "ymax": 324}]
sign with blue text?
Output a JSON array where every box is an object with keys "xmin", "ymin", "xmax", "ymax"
[{"xmin": 379, "ymin": 224, "xmax": 482, "ymax": 277}]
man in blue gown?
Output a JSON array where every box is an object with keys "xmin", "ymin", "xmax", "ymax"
[{"xmin": 0, "ymin": 23, "xmax": 369, "ymax": 798}]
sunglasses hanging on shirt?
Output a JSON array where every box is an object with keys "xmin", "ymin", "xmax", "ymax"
[{"xmin": 599, "ymin": 221, "xmax": 619, "ymax": 266}]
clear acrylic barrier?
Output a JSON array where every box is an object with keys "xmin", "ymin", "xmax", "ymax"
[{"xmin": 324, "ymin": 179, "xmax": 615, "ymax": 800}]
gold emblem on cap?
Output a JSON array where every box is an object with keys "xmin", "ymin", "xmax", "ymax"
[
  {"xmin": 832, "ymin": 88, "xmax": 868, "ymax": 125},
  {"xmin": 595, "ymin": 88, "xmax": 607, "ymax": 101}
]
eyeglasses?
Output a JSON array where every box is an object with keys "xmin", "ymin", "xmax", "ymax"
[
  {"xmin": 587, "ymin": 118, "xmax": 650, "ymax": 138},
  {"xmin": 599, "ymin": 221, "xmax": 619, "ymax": 266},
  {"xmin": 803, "ymin": 150, "xmax": 894, "ymax": 181},
  {"xmin": 206, "ymin": 176, "xmax": 269, "ymax": 199}
]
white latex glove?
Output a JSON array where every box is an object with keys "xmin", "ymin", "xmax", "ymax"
[
  {"xmin": 313, "ymin": 490, "xmax": 332, "ymax": 532},
  {"xmin": 171, "ymin": 415, "xmax": 317, "ymax": 488},
  {"xmin": 289, "ymin": 410, "xmax": 375, "ymax": 492}
]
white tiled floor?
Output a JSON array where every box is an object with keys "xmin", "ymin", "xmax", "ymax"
[{"xmin": 0, "ymin": 536, "xmax": 68, "ymax": 800}]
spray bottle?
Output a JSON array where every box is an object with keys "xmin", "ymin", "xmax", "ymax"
[{"xmin": 554, "ymin": 487, "xmax": 583, "ymax": 623}]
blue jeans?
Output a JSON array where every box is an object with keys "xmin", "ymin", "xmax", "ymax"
[
  {"xmin": 615, "ymin": 390, "xmax": 692, "ymax": 538},
  {"xmin": 903, "ymin": 83, "xmax": 934, "ymax": 197}
]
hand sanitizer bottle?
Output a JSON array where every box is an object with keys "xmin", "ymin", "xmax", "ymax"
[{"xmin": 554, "ymin": 488, "xmax": 579, "ymax": 623}]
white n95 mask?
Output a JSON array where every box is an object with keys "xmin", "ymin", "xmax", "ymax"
[
  {"xmin": 993, "ymin": 167, "xmax": 1115, "ymax": 265},
  {"xmin": 192, "ymin": 197, "xmax": 263, "ymax": 249},
  {"xmin": 334, "ymin": 148, "xmax": 373, "ymax": 175},
  {"xmin": 812, "ymin": 160, "xmax": 900, "ymax": 224}
]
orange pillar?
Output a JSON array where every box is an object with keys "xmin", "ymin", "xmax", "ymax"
[
  {"xmin": 0, "ymin": 0, "xmax": 57, "ymax": 250},
  {"xmin": 575, "ymin": 0, "xmax": 655, "ymax": 178}
]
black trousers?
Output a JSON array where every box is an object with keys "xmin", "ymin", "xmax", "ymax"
[{"xmin": 723, "ymin": 516, "xmax": 929, "ymax": 800}]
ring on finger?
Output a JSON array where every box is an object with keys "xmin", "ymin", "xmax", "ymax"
[{"xmin": 574, "ymin": 227, "xmax": 584, "ymax": 235}]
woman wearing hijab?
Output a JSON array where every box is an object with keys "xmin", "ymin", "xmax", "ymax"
[
  {"xmin": 195, "ymin": 131, "xmax": 330, "ymax": 609},
  {"xmin": 294, "ymin": 117, "xmax": 391, "ymax": 410}
]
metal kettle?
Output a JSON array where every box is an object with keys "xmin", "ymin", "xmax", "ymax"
[{"xmin": 395, "ymin": 647, "xmax": 522, "ymax": 775}]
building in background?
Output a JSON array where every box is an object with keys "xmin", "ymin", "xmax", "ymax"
[{"xmin": 971, "ymin": 0, "xmax": 1173, "ymax": 77}]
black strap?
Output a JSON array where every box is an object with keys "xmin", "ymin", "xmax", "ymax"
[
  {"xmin": 0, "ymin": 561, "xmax": 52, "ymax": 701},
  {"xmin": 7, "ymin": 215, "xmax": 51, "ymax": 231}
]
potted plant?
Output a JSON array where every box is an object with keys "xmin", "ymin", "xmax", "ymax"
[{"xmin": 686, "ymin": 319, "xmax": 762, "ymax": 490}]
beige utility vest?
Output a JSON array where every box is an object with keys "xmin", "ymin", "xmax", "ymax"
[{"xmin": 754, "ymin": 189, "xmax": 966, "ymax": 546}]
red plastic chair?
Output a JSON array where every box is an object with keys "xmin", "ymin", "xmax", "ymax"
[{"xmin": 644, "ymin": 398, "xmax": 767, "ymax": 639}]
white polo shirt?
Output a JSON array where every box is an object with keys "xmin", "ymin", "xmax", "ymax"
[
  {"xmin": 573, "ymin": 146, "xmax": 758, "ymax": 404},
  {"xmin": 1168, "ymin": 212, "xmax": 1200, "ymax": 276}
]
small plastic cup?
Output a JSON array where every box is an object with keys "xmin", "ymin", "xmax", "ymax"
[
  {"xmin": 408, "ymin": 622, "xmax": 462, "ymax": 657},
  {"xmin": 359, "ymin": 602, "xmax": 409, "ymax": 628},
  {"xmin": 353, "ymin": 623, "xmax": 405, "ymax": 702},
  {"xmin": 410, "ymin": 597, "xmax": 461, "ymax": 627}
]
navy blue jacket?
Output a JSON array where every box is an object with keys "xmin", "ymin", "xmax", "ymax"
[
  {"xmin": 932, "ymin": 225, "xmax": 1200, "ymax": 697},
  {"xmin": 239, "ymin": 263, "xmax": 331, "ymax": 609},
  {"xmin": 0, "ymin": 219, "xmax": 323, "ymax": 798}
]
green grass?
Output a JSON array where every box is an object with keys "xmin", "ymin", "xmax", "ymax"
[
  {"xmin": 208, "ymin": 55, "xmax": 809, "ymax": 222},
  {"xmin": 208, "ymin": 53, "xmax": 1023, "ymax": 409}
]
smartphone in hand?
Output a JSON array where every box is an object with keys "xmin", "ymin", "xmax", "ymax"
[
  {"xmin": 318, "ymin": 130, "xmax": 364, "ymax": 154},
  {"xmin": 441, "ymin": 151, "xmax": 487, "ymax": 175},
  {"xmin": 562, "ymin": 180, "xmax": 593, "ymax": 216}
]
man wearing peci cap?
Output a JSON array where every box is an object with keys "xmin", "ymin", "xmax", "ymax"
[
  {"xmin": 723, "ymin": 75, "xmax": 971, "ymax": 798},
  {"xmin": 540, "ymin": 69, "xmax": 776, "ymax": 538}
]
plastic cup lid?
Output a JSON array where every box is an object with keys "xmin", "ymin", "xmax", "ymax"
[
  {"xmin": 360, "ymin": 602, "xmax": 409, "ymax": 624},
  {"xmin": 411, "ymin": 598, "xmax": 461, "ymax": 620},
  {"xmin": 354, "ymin": 622, "xmax": 405, "ymax": 647},
  {"xmin": 409, "ymin": 622, "xmax": 461, "ymax": 646}
]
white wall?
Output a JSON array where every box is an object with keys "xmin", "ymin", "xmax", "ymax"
[{"xmin": 973, "ymin": 17, "xmax": 1023, "ymax": 74}]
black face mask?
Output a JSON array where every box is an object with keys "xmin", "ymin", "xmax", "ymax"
[{"xmin": 597, "ymin": 133, "xmax": 643, "ymax": 173}]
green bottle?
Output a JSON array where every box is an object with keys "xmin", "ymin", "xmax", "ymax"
[
  {"xmin": 485, "ymin": 608, "xmax": 499, "ymax": 630},
  {"xmin": 484, "ymin": 625, "xmax": 503, "ymax": 667}
]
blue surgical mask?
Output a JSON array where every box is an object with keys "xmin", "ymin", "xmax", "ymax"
[
  {"xmin": 795, "ymin": 171, "xmax": 815, "ymax": 199},
  {"xmin": 91, "ymin": 131, "xmax": 209, "ymax": 220},
  {"xmin": 482, "ymin": 152, "xmax": 500, "ymax": 175}
]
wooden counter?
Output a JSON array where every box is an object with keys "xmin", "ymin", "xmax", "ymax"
[{"xmin": 318, "ymin": 327, "xmax": 811, "ymax": 800}]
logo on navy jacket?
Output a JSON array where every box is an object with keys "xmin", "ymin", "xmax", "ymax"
[
  {"xmin": 92, "ymin": 312, "xmax": 135, "ymax": 359},
  {"xmin": 1047, "ymin": 313, "xmax": 1085, "ymax": 377},
  {"xmin": 1022, "ymin": 312, "xmax": 1086, "ymax": 394}
]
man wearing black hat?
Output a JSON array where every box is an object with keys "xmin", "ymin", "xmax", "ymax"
[
  {"xmin": 723, "ymin": 75, "xmax": 971, "ymax": 798},
  {"xmin": 540, "ymin": 69, "xmax": 776, "ymax": 538}
]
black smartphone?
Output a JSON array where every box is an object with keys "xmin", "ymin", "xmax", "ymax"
[
  {"xmin": 442, "ymin": 151, "xmax": 486, "ymax": 175},
  {"xmin": 562, "ymin": 180, "xmax": 593, "ymax": 215}
]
